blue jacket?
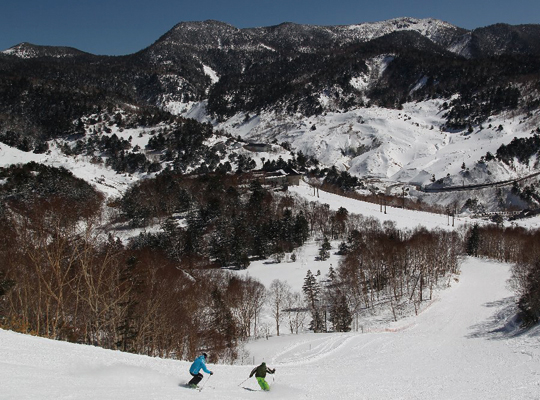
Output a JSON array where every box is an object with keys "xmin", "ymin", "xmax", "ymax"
[{"xmin": 190, "ymin": 355, "xmax": 211, "ymax": 375}]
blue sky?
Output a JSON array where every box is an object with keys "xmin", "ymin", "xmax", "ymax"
[{"xmin": 1, "ymin": 0, "xmax": 539, "ymax": 55}]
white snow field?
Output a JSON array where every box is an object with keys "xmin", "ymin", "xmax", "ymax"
[{"xmin": 3, "ymin": 258, "xmax": 540, "ymax": 400}]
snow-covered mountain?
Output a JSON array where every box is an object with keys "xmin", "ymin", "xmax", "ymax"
[
  {"xmin": 2, "ymin": 42, "xmax": 93, "ymax": 59},
  {"xmin": 171, "ymin": 97, "xmax": 537, "ymax": 212},
  {"xmin": 1, "ymin": 18, "xmax": 540, "ymax": 211},
  {"xmin": 146, "ymin": 17, "xmax": 465, "ymax": 58},
  {"xmin": 182, "ymin": 98, "xmax": 534, "ymax": 184},
  {"xmin": 3, "ymin": 19, "xmax": 540, "ymax": 400}
]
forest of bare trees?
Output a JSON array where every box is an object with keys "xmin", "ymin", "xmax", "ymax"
[{"xmin": 0, "ymin": 199, "xmax": 269, "ymax": 362}]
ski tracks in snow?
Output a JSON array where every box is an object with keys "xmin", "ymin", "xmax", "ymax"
[{"xmin": 269, "ymin": 333, "xmax": 357, "ymax": 366}]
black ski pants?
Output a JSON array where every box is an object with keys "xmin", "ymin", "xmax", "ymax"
[{"xmin": 188, "ymin": 372, "xmax": 203, "ymax": 386}]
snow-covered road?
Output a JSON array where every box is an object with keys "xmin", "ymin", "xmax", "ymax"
[{"xmin": 2, "ymin": 258, "xmax": 540, "ymax": 399}]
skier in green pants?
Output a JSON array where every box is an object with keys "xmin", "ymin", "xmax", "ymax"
[{"xmin": 249, "ymin": 362, "xmax": 276, "ymax": 391}]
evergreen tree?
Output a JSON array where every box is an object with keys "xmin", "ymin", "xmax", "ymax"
[
  {"xmin": 327, "ymin": 266, "xmax": 337, "ymax": 282},
  {"xmin": 466, "ymin": 224, "xmax": 481, "ymax": 257},
  {"xmin": 248, "ymin": 180, "xmax": 267, "ymax": 210},
  {"xmin": 318, "ymin": 237, "xmax": 331, "ymax": 261},
  {"xmin": 293, "ymin": 212, "xmax": 309, "ymax": 246},
  {"xmin": 281, "ymin": 209, "xmax": 294, "ymax": 244},
  {"xmin": 337, "ymin": 241, "xmax": 349, "ymax": 255},
  {"xmin": 302, "ymin": 270, "xmax": 324, "ymax": 332},
  {"xmin": 330, "ymin": 294, "xmax": 352, "ymax": 332},
  {"xmin": 333, "ymin": 207, "xmax": 349, "ymax": 238},
  {"xmin": 160, "ymin": 217, "xmax": 184, "ymax": 261},
  {"xmin": 184, "ymin": 207, "xmax": 205, "ymax": 256}
]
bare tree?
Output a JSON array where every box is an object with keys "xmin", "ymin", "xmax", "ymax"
[
  {"xmin": 267, "ymin": 279, "xmax": 292, "ymax": 336},
  {"xmin": 226, "ymin": 275, "xmax": 265, "ymax": 339},
  {"xmin": 284, "ymin": 291, "xmax": 308, "ymax": 334}
]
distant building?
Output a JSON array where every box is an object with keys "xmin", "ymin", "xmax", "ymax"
[
  {"xmin": 262, "ymin": 168, "xmax": 302, "ymax": 187},
  {"xmin": 244, "ymin": 143, "xmax": 272, "ymax": 152},
  {"xmin": 244, "ymin": 168, "xmax": 302, "ymax": 188}
]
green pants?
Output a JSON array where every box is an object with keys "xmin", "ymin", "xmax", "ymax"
[{"xmin": 256, "ymin": 377, "xmax": 270, "ymax": 391}]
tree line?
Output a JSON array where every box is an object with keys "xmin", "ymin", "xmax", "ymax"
[
  {"xmin": 294, "ymin": 221, "xmax": 461, "ymax": 334},
  {"xmin": 0, "ymin": 165, "xmax": 270, "ymax": 361}
]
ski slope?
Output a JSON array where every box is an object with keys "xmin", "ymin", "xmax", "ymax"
[
  {"xmin": 289, "ymin": 181, "xmax": 470, "ymax": 231},
  {"xmin": 3, "ymin": 258, "xmax": 540, "ymax": 399}
]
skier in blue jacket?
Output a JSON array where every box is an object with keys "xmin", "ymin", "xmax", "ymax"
[{"xmin": 188, "ymin": 353, "xmax": 213, "ymax": 388}]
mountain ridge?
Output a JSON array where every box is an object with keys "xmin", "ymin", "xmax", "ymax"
[{"xmin": 5, "ymin": 18, "xmax": 539, "ymax": 59}]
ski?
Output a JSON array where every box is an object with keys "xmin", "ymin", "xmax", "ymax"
[{"xmin": 180, "ymin": 383, "xmax": 198, "ymax": 390}]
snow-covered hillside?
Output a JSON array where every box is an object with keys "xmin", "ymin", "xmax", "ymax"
[
  {"xmin": 332, "ymin": 17, "xmax": 463, "ymax": 49},
  {"xmin": 0, "ymin": 141, "xmax": 134, "ymax": 198},
  {"xmin": 3, "ymin": 258, "xmax": 540, "ymax": 399},
  {"xmin": 4, "ymin": 97, "xmax": 537, "ymax": 195},
  {"xmin": 236, "ymin": 180, "xmax": 540, "ymax": 308},
  {"xmin": 2, "ymin": 17, "xmax": 540, "ymax": 399},
  {"xmin": 3, "ymin": 17, "xmax": 540, "ymax": 215},
  {"xmin": 182, "ymin": 99, "xmax": 537, "ymax": 187},
  {"xmin": 172, "ymin": 98, "xmax": 540, "ymax": 212}
]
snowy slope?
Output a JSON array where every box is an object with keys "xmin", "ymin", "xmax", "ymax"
[
  {"xmin": 3, "ymin": 258, "xmax": 540, "ymax": 399},
  {"xmin": 0, "ymin": 142, "xmax": 133, "ymax": 198},
  {"xmin": 2, "ymin": 144, "xmax": 540, "ymax": 398},
  {"xmin": 181, "ymin": 99, "xmax": 539, "ymax": 188},
  {"xmin": 333, "ymin": 17, "xmax": 461, "ymax": 47},
  {"xmin": 290, "ymin": 181, "xmax": 468, "ymax": 231},
  {"xmin": 237, "ymin": 180, "xmax": 540, "ymax": 300},
  {"xmin": 168, "ymin": 96, "xmax": 540, "ymax": 213}
]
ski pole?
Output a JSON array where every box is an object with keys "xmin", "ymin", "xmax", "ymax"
[
  {"xmin": 238, "ymin": 377, "xmax": 250, "ymax": 387},
  {"xmin": 198, "ymin": 374, "xmax": 212, "ymax": 391}
]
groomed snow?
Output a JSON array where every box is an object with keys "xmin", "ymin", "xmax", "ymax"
[{"xmin": 3, "ymin": 258, "xmax": 540, "ymax": 399}]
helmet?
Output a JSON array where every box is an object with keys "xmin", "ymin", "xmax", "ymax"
[{"xmin": 202, "ymin": 353, "xmax": 208, "ymax": 359}]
